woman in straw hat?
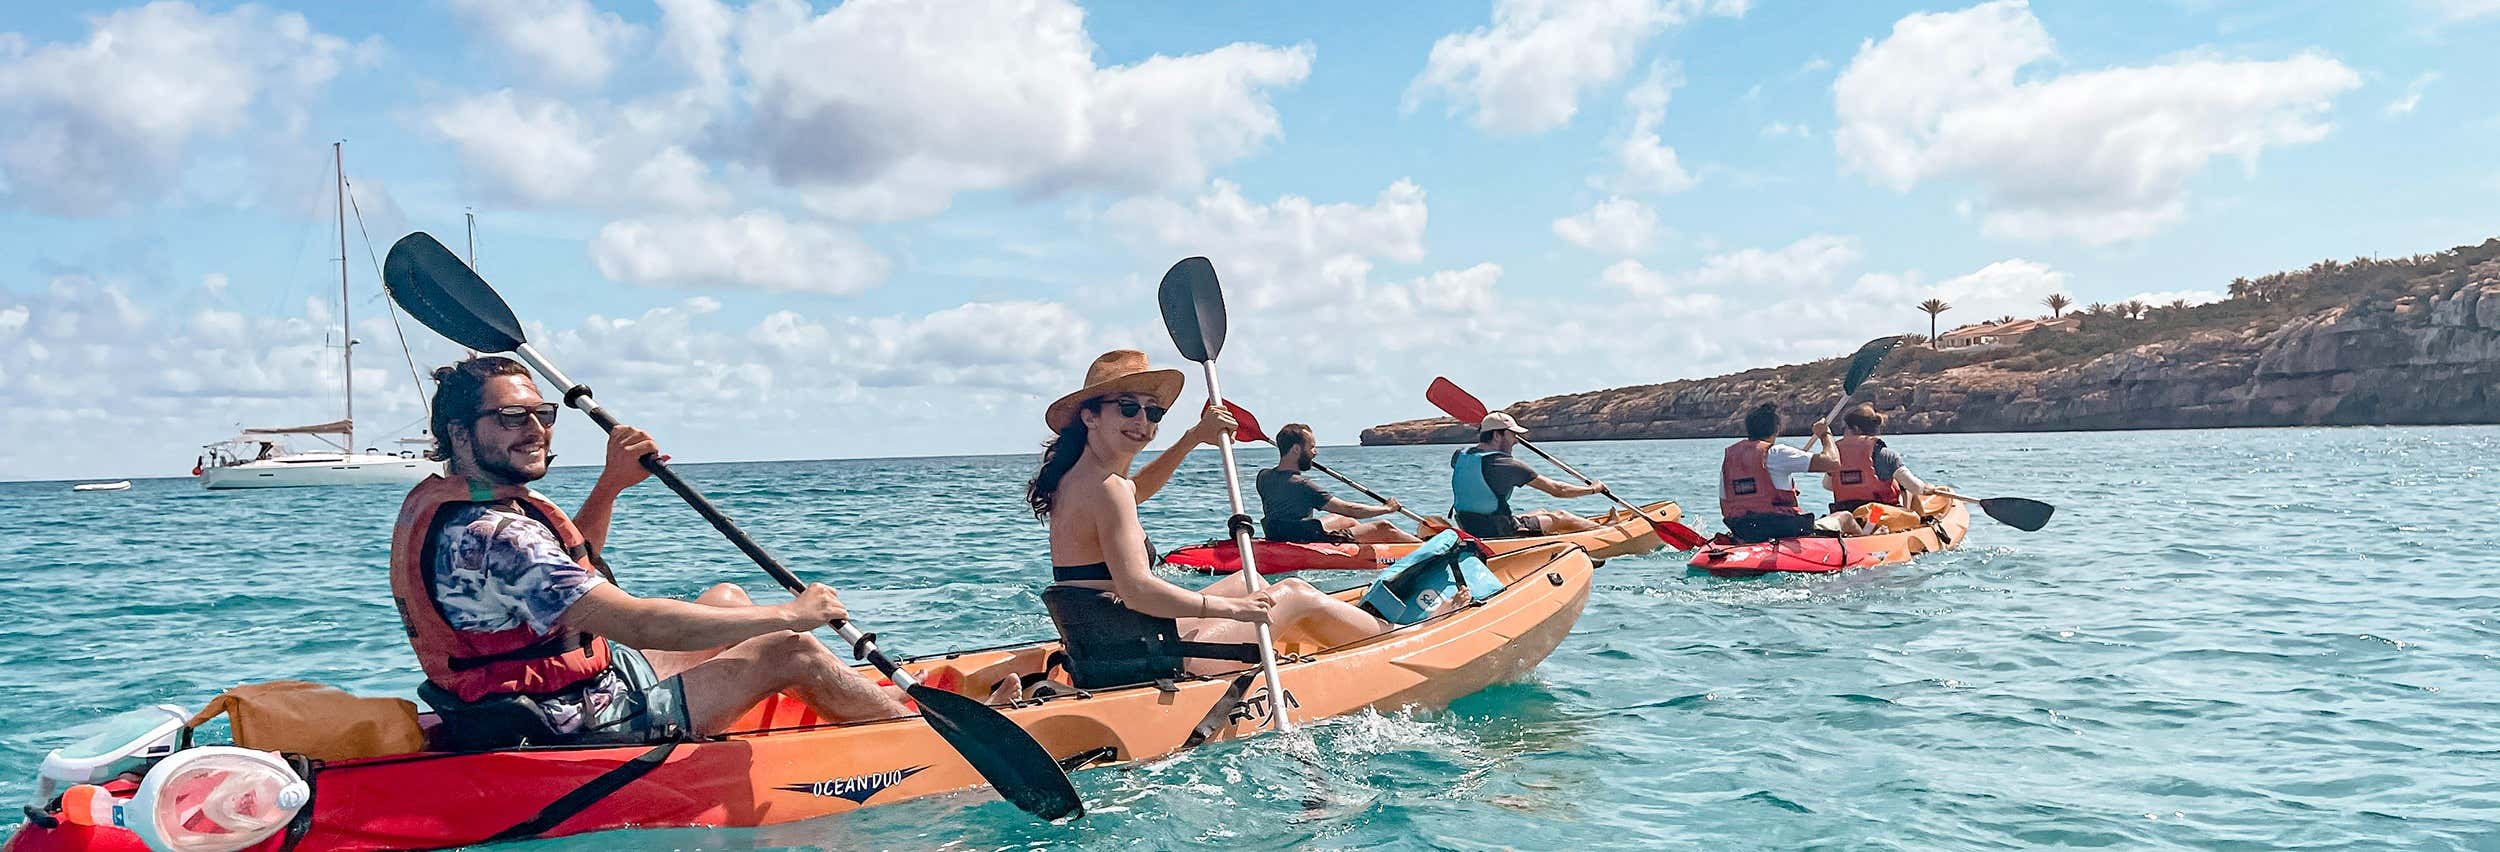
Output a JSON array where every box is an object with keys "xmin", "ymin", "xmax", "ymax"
[{"xmin": 1025, "ymin": 350, "xmax": 1388, "ymax": 688}]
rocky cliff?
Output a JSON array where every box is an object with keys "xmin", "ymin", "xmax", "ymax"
[{"xmin": 1362, "ymin": 238, "xmax": 2500, "ymax": 445}]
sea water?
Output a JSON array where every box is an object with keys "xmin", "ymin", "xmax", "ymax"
[{"xmin": 2, "ymin": 426, "xmax": 2494, "ymax": 850}]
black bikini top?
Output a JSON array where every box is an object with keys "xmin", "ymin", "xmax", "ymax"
[{"xmin": 1052, "ymin": 562, "xmax": 1112, "ymax": 583}]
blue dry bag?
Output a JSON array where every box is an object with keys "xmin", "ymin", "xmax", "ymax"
[{"xmin": 1362, "ymin": 530, "xmax": 1506, "ymax": 625}]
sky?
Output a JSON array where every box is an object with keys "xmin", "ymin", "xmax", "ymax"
[{"xmin": 1, "ymin": 0, "xmax": 2495, "ymax": 481}]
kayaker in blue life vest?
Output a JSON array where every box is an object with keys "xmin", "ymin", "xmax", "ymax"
[
  {"xmin": 1258, "ymin": 423, "xmax": 1422, "ymax": 545},
  {"xmin": 1030, "ymin": 350, "xmax": 1389, "ymax": 690},
  {"xmin": 1719, "ymin": 402, "xmax": 1842, "ymax": 543},
  {"xmin": 1825, "ymin": 403, "xmax": 1929, "ymax": 515},
  {"xmin": 1448, "ymin": 413, "xmax": 1606, "ymax": 539},
  {"xmin": 388, "ymin": 356, "xmax": 909, "ymax": 750}
]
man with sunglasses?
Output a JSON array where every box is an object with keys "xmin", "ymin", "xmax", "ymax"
[
  {"xmin": 1258, "ymin": 423, "xmax": 1420, "ymax": 544},
  {"xmin": 388, "ymin": 356, "xmax": 910, "ymax": 750}
]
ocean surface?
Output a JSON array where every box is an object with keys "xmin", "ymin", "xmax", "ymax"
[{"xmin": 3, "ymin": 426, "xmax": 2496, "ymax": 850}]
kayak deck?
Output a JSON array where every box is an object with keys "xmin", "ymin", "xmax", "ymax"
[
  {"xmin": 1163, "ymin": 501, "xmax": 1681, "ymax": 573},
  {"xmin": 10, "ymin": 543, "xmax": 1597, "ymax": 852},
  {"xmin": 1689, "ymin": 496, "xmax": 1969, "ymax": 576}
]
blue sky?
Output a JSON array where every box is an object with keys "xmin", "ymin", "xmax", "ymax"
[{"xmin": 1, "ymin": 0, "xmax": 2494, "ymax": 481}]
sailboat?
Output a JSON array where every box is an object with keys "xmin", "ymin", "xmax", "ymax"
[{"xmin": 196, "ymin": 143, "xmax": 441, "ymax": 489}]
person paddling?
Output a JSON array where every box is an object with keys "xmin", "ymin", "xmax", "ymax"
[
  {"xmin": 1719, "ymin": 403, "xmax": 1842, "ymax": 543},
  {"xmin": 1825, "ymin": 403, "xmax": 1929, "ymax": 516},
  {"xmin": 1449, "ymin": 413, "xmax": 1606, "ymax": 539},
  {"xmin": 1259, "ymin": 423, "xmax": 1422, "ymax": 545},
  {"xmin": 1029, "ymin": 350, "xmax": 1388, "ymax": 689},
  {"xmin": 391, "ymin": 356, "xmax": 909, "ymax": 749}
]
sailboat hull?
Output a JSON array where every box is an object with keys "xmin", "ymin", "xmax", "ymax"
[{"xmin": 199, "ymin": 454, "xmax": 440, "ymax": 489}]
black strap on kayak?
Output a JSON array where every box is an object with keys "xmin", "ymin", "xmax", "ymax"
[
  {"xmin": 1183, "ymin": 671, "xmax": 1260, "ymax": 749},
  {"xmin": 484, "ymin": 739, "xmax": 681, "ymax": 843}
]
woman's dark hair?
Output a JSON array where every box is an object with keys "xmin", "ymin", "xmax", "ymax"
[
  {"xmin": 1026, "ymin": 416, "xmax": 1092, "ymax": 520},
  {"xmin": 1842, "ymin": 403, "xmax": 1886, "ymax": 436},
  {"xmin": 1743, "ymin": 402, "xmax": 1782, "ymax": 441},
  {"xmin": 429, "ymin": 356, "xmax": 532, "ymax": 461}
]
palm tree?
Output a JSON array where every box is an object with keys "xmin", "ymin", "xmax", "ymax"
[
  {"xmin": 2043, "ymin": 293, "xmax": 2072, "ymax": 318},
  {"xmin": 1917, "ymin": 298, "xmax": 1951, "ymax": 348},
  {"xmin": 2120, "ymin": 299, "xmax": 2147, "ymax": 319},
  {"xmin": 2167, "ymin": 298, "xmax": 2189, "ymax": 311},
  {"xmin": 2085, "ymin": 302, "xmax": 2110, "ymax": 317},
  {"xmin": 2228, "ymin": 277, "xmax": 2252, "ymax": 300}
]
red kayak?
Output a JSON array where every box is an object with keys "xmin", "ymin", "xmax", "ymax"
[
  {"xmin": 1160, "ymin": 538, "xmax": 1392, "ymax": 573},
  {"xmin": 1689, "ymin": 497, "xmax": 1968, "ymax": 577}
]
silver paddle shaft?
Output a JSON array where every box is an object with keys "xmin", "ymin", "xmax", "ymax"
[{"xmin": 1198, "ymin": 363, "xmax": 1293, "ymax": 733}]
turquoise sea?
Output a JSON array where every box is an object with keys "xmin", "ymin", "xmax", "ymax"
[{"xmin": 4, "ymin": 426, "xmax": 2497, "ymax": 850}]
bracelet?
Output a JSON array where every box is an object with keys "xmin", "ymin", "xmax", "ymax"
[{"xmin": 1198, "ymin": 593, "xmax": 1209, "ymax": 618}]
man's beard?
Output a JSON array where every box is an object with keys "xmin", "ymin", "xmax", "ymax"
[
  {"xmin": 1292, "ymin": 452, "xmax": 1313, "ymax": 472},
  {"xmin": 475, "ymin": 448, "xmax": 548, "ymax": 484}
]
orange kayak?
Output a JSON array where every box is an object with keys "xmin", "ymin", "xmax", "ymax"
[
  {"xmin": 9, "ymin": 543, "xmax": 1597, "ymax": 852},
  {"xmin": 1689, "ymin": 495, "xmax": 1969, "ymax": 576},
  {"xmin": 1163, "ymin": 501, "xmax": 1683, "ymax": 572}
]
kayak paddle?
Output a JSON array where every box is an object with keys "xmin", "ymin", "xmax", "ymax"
[
  {"xmin": 381, "ymin": 232, "xmax": 1084, "ymax": 821},
  {"xmin": 1223, "ymin": 400, "xmax": 1449, "ymax": 533},
  {"xmin": 1798, "ymin": 335, "xmax": 1906, "ymax": 448},
  {"xmin": 1932, "ymin": 492, "xmax": 2056, "ymax": 532},
  {"xmin": 1425, "ymin": 377, "xmax": 1707, "ymax": 550},
  {"xmin": 1157, "ymin": 256, "xmax": 1294, "ymax": 734}
]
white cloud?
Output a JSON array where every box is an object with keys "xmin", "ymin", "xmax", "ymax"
[
  {"xmin": 1851, "ymin": 259, "xmax": 2069, "ymax": 325},
  {"xmin": 589, "ymin": 211, "xmax": 891, "ymax": 295},
  {"xmin": 2385, "ymin": 72, "xmax": 2438, "ymax": 116},
  {"xmin": 449, "ymin": 0, "xmax": 640, "ymax": 90},
  {"xmin": 1600, "ymin": 62, "xmax": 1698, "ymax": 194},
  {"xmin": 1407, "ymin": 0, "xmax": 1744, "ymax": 134},
  {"xmin": 1761, "ymin": 121, "xmax": 1812, "ymax": 139},
  {"xmin": 426, "ymin": 90, "xmax": 728, "ymax": 212},
  {"xmin": 1833, "ymin": 0, "xmax": 2361, "ymax": 244},
  {"xmin": 657, "ymin": 0, "xmax": 736, "ymax": 92},
  {"xmin": 1103, "ymin": 179, "xmax": 1429, "ymax": 309},
  {"xmin": 737, "ymin": 0, "xmax": 1312, "ymax": 221},
  {"xmin": 1553, "ymin": 197, "xmax": 1661, "ymax": 255},
  {"xmin": 0, "ymin": 2, "xmax": 356, "ymax": 215},
  {"xmin": 2422, "ymin": 0, "xmax": 2500, "ymax": 21}
]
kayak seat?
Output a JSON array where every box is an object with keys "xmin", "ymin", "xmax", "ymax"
[{"xmin": 1040, "ymin": 585, "xmax": 1264, "ymax": 691}]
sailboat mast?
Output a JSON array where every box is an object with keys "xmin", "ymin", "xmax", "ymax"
[
  {"xmin": 336, "ymin": 141, "xmax": 352, "ymax": 451},
  {"xmin": 466, "ymin": 209, "xmax": 477, "ymax": 268}
]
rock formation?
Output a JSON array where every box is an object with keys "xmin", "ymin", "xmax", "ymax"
[{"xmin": 1363, "ymin": 238, "xmax": 2500, "ymax": 445}]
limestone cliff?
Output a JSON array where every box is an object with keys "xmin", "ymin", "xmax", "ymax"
[{"xmin": 1362, "ymin": 238, "xmax": 2500, "ymax": 445}]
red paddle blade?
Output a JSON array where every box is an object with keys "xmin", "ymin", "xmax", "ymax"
[
  {"xmin": 1221, "ymin": 400, "xmax": 1266, "ymax": 443},
  {"xmin": 1656, "ymin": 519, "xmax": 1707, "ymax": 550},
  {"xmin": 1427, "ymin": 377, "xmax": 1491, "ymax": 425}
]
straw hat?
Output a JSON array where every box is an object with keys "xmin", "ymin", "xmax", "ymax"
[{"xmin": 1045, "ymin": 350, "xmax": 1186, "ymax": 431}]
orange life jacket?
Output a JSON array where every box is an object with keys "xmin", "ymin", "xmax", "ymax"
[
  {"xmin": 1720, "ymin": 439, "xmax": 1801, "ymax": 519},
  {"xmin": 1826, "ymin": 435, "xmax": 1903, "ymax": 506},
  {"xmin": 388, "ymin": 475, "xmax": 612, "ymax": 703}
]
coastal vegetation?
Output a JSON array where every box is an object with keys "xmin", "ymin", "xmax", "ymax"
[{"xmin": 1364, "ymin": 237, "xmax": 2500, "ymax": 444}]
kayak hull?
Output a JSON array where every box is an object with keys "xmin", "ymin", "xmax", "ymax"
[
  {"xmin": 1164, "ymin": 501, "xmax": 1681, "ymax": 572},
  {"xmin": 9, "ymin": 544, "xmax": 1596, "ymax": 852},
  {"xmin": 1689, "ymin": 496, "xmax": 1969, "ymax": 576}
]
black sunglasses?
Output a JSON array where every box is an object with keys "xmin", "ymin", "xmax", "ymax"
[
  {"xmin": 1096, "ymin": 398, "xmax": 1168, "ymax": 423},
  {"xmin": 476, "ymin": 403, "xmax": 560, "ymax": 429}
]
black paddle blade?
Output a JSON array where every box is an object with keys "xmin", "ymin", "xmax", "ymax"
[
  {"xmin": 1158, "ymin": 256, "xmax": 1226, "ymax": 362},
  {"xmin": 1979, "ymin": 497, "xmax": 2055, "ymax": 532},
  {"xmin": 384, "ymin": 232, "xmax": 527, "ymax": 352},
  {"xmin": 909, "ymin": 685, "xmax": 1084, "ymax": 820},
  {"xmin": 1840, "ymin": 335, "xmax": 1906, "ymax": 395}
]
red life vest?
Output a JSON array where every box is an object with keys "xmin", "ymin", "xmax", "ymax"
[
  {"xmin": 388, "ymin": 474, "xmax": 612, "ymax": 703},
  {"xmin": 1826, "ymin": 435, "xmax": 1903, "ymax": 506},
  {"xmin": 1720, "ymin": 439, "xmax": 1801, "ymax": 519}
]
